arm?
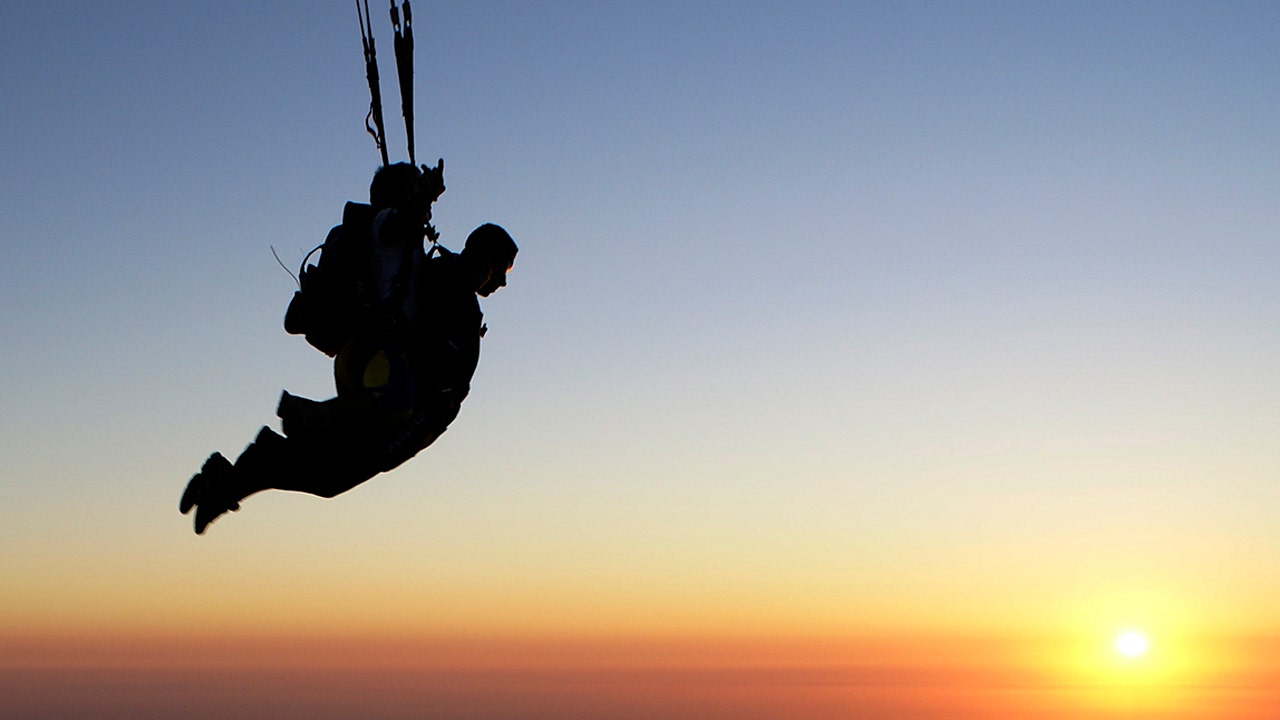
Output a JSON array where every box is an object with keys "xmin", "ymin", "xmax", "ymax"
[{"xmin": 406, "ymin": 158, "xmax": 445, "ymax": 243}]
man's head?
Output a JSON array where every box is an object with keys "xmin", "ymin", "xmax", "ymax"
[
  {"xmin": 462, "ymin": 223, "xmax": 518, "ymax": 297},
  {"xmin": 369, "ymin": 162, "xmax": 422, "ymax": 210}
]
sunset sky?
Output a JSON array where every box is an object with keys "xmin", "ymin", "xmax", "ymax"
[{"xmin": 2, "ymin": 2, "xmax": 1278, "ymax": 717}]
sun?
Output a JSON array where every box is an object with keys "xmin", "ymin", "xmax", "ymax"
[{"xmin": 1114, "ymin": 630, "xmax": 1150, "ymax": 658}]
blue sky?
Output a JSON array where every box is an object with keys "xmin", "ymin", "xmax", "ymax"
[{"xmin": 1, "ymin": 1, "xmax": 1279, "ymax": 645}]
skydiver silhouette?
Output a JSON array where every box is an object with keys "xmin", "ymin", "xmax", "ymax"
[{"xmin": 180, "ymin": 162, "xmax": 517, "ymax": 534}]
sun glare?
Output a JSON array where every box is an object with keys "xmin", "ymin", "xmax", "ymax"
[{"xmin": 1115, "ymin": 631, "xmax": 1149, "ymax": 658}]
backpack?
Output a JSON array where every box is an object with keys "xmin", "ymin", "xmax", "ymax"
[{"xmin": 283, "ymin": 202, "xmax": 379, "ymax": 356}]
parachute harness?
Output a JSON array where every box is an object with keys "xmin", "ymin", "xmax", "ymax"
[{"xmin": 356, "ymin": 0, "xmax": 440, "ymax": 254}]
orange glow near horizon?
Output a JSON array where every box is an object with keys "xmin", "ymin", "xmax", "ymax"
[
  {"xmin": 3, "ymin": 517, "xmax": 1279, "ymax": 717},
  {"xmin": 3, "ymin": 629, "xmax": 1279, "ymax": 719}
]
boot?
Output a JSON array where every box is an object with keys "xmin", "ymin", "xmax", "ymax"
[
  {"xmin": 181, "ymin": 453, "xmax": 242, "ymax": 534},
  {"xmin": 180, "ymin": 452, "xmax": 233, "ymax": 515}
]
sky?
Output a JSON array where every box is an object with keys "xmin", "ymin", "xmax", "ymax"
[{"xmin": 2, "ymin": 1, "xmax": 1279, "ymax": 717}]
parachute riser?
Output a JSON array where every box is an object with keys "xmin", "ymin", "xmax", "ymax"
[
  {"xmin": 390, "ymin": 0, "xmax": 416, "ymax": 166},
  {"xmin": 360, "ymin": 0, "xmax": 417, "ymax": 168},
  {"xmin": 357, "ymin": 0, "xmax": 389, "ymax": 166}
]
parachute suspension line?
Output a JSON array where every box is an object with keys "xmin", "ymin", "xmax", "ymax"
[
  {"xmin": 358, "ymin": 0, "xmax": 390, "ymax": 166},
  {"xmin": 390, "ymin": 0, "xmax": 416, "ymax": 166}
]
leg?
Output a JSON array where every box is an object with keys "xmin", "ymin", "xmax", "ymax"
[
  {"xmin": 180, "ymin": 426, "xmax": 381, "ymax": 534},
  {"xmin": 232, "ymin": 426, "xmax": 380, "ymax": 500}
]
